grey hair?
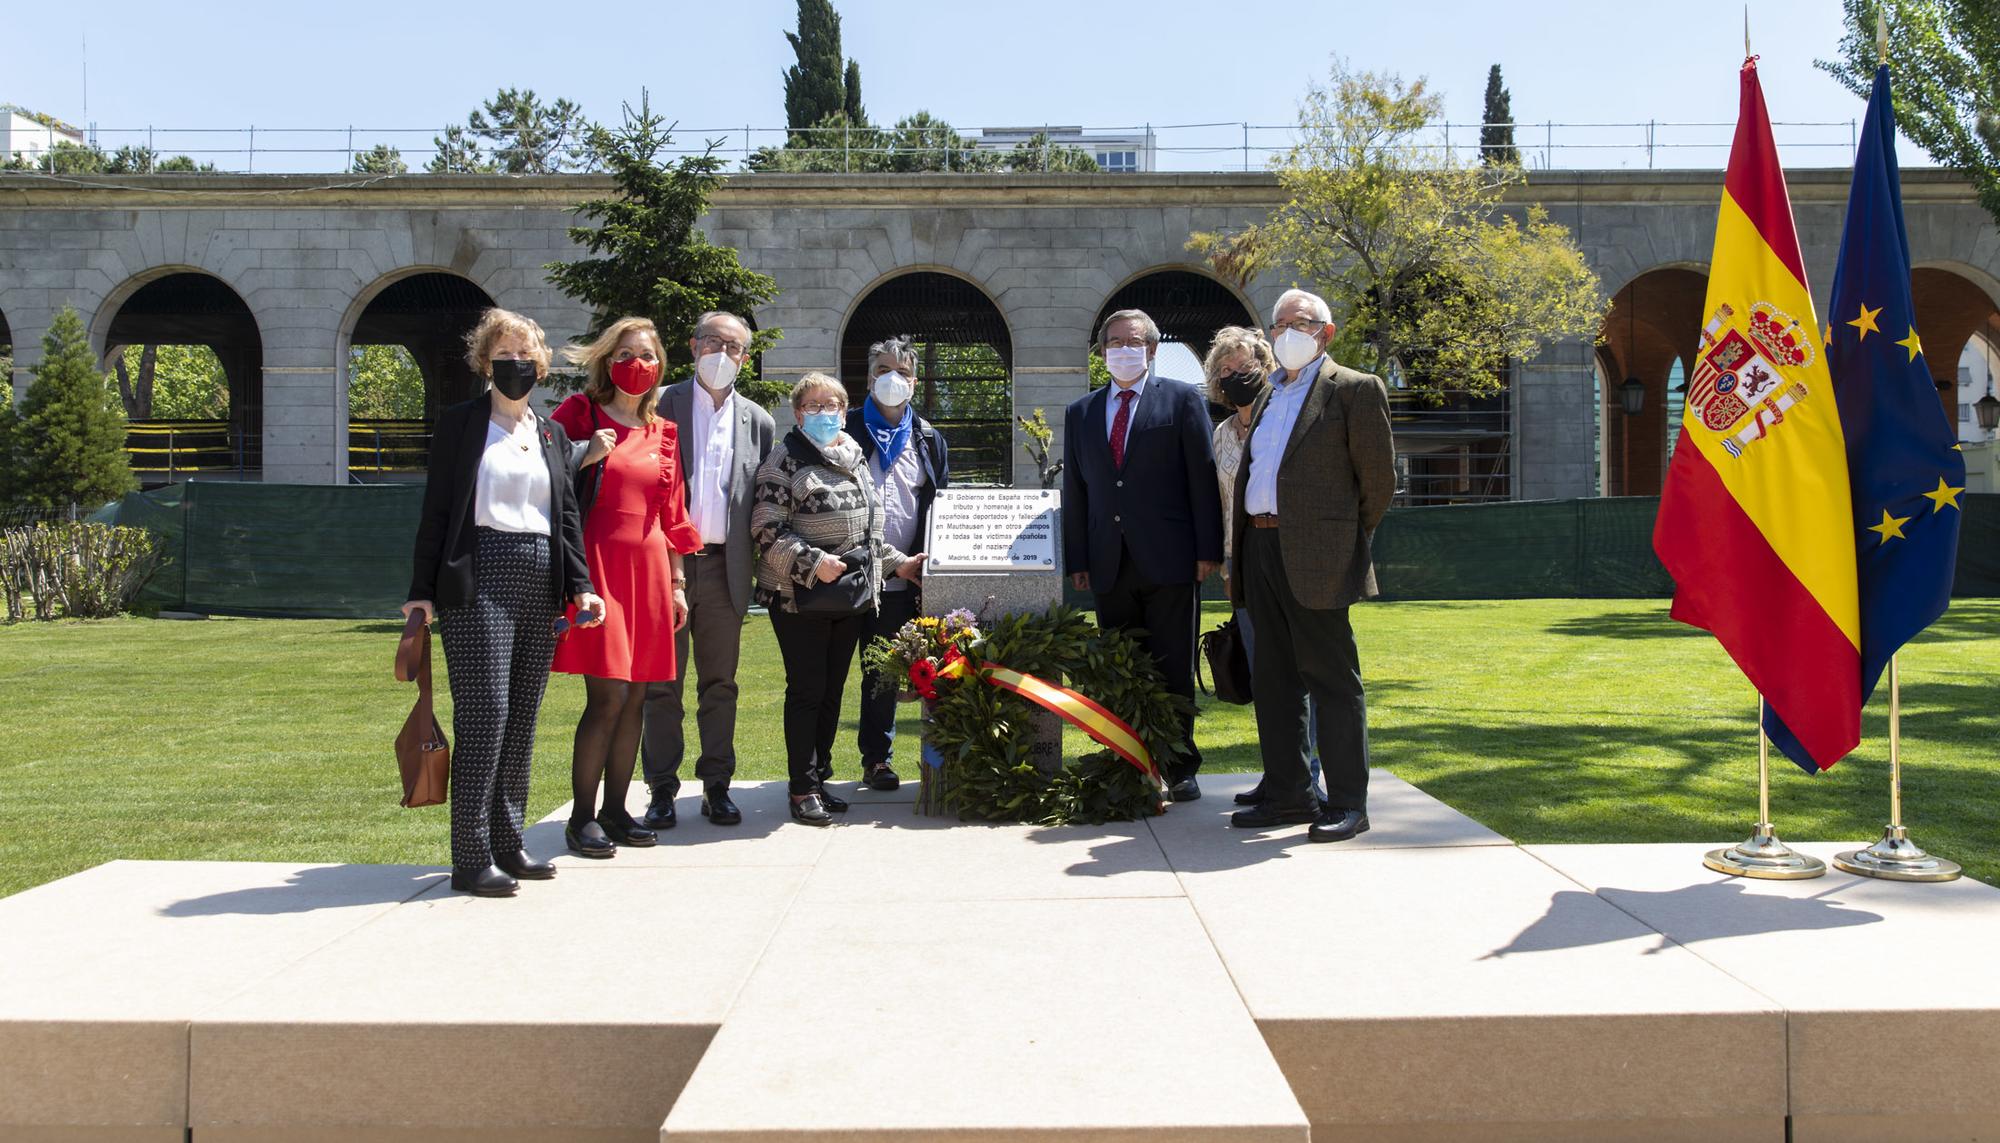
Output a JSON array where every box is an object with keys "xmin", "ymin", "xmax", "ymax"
[
  {"xmin": 1269, "ymin": 288, "xmax": 1333, "ymax": 326},
  {"xmin": 869, "ymin": 334, "xmax": 918, "ymax": 373},
  {"xmin": 1097, "ymin": 308, "xmax": 1161, "ymax": 348},
  {"xmin": 693, "ymin": 310, "xmax": 752, "ymax": 342}
]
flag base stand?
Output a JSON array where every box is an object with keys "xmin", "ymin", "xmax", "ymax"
[
  {"xmin": 1704, "ymin": 824, "xmax": 1827, "ymax": 880},
  {"xmin": 1833, "ymin": 826, "xmax": 1961, "ymax": 882}
]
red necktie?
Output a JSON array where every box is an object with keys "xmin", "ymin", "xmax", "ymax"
[{"xmin": 1110, "ymin": 388, "xmax": 1136, "ymax": 469}]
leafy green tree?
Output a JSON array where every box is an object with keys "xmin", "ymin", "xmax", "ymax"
[
  {"xmin": 752, "ymin": 110, "xmax": 996, "ymax": 173},
  {"xmin": 1480, "ymin": 64, "xmax": 1519, "ymax": 167},
  {"xmin": 783, "ymin": 0, "xmax": 859, "ymax": 131},
  {"xmin": 351, "ymin": 144, "xmax": 407, "ymax": 174},
  {"xmin": 1819, "ymin": 0, "xmax": 2000, "ymax": 225},
  {"xmin": 347, "ymin": 345, "xmax": 426, "ymax": 418},
  {"xmin": 545, "ymin": 93, "xmax": 786, "ymax": 407},
  {"xmin": 113, "ymin": 345, "xmax": 231, "ymax": 420},
  {"xmin": 1189, "ymin": 59, "xmax": 1603, "ymax": 398},
  {"xmin": 1005, "ymin": 132, "xmax": 1101, "ymax": 172},
  {"xmin": 13, "ymin": 308, "xmax": 135, "ymax": 510},
  {"xmin": 2, "ymin": 141, "xmax": 210, "ymax": 174}
]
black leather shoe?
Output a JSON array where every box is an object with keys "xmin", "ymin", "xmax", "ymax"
[
  {"xmin": 1233, "ymin": 780, "xmax": 1267, "ymax": 806},
  {"xmin": 494, "ymin": 851, "xmax": 555, "ymax": 880},
  {"xmin": 789, "ymin": 792, "xmax": 833, "ymax": 827},
  {"xmin": 1168, "ymin": 776, "xmax": 1202, "ymax": 802},
  {"xmin": 863, "ymin": 762, "xmax": 901, "ymax": 791},
  {"xmin": 450, "ymin": 865, "xmax": 519, "ymax": 897},
  {"xmin": 598, "ymin": 811, "xmax": 657, "ymax": 848},
  {"xmin": 565, "ymin": 820, "xmax": 617, "ymax": 858},
  {"xmin": 1230, "ymin": 802, "xmax": 1321, "ymax": 829},
  {"xmin": 700, "ymin": 786, "xmax": 742, "ymax": 826},
  {"xmin": 640, "ymin": 786, "xmax": 678, "ymax": 831},
  {"xmin": 815, "ymin": 784, "xmax": 849, "ymax": 812},
  {"xmin": 1308, "ymin": 808, "xmax": 1371, "ymax": 844}
]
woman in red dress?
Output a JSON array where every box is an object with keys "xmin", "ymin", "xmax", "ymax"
[{"xmin": 551, "ymin": 317, "xmax": 702, "ymax": 858}]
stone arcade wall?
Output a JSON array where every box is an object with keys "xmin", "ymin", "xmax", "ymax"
[{"xmin": 1, "ymin": 170, "xmax": 1992, "ymax": 492}]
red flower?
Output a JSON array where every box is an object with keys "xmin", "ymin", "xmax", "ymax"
[{"xmin": 908, "ymin": 658, "xmax": 940, "ymax": 701}]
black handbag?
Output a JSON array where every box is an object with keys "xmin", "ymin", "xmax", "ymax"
[
  {"xmin": 794, "ymin": 546, "xmax": 872, "ymax": 613},
  {"xmin": 1200, "ymin": 616, "xmax": 1254, "ymax": 705}
]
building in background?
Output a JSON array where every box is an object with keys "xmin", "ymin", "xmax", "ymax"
[
  {"xmin": 1, "ymin": 106, "xmax": 85, "ymax": 165},
  {"xmin": 976, "ymin": 126, "xmax": 1157, "ymax": 172}
]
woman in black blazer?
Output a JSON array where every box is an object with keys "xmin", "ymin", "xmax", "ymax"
[{"xmin": 404, "ymin": 308, "xmax": 603, "ymax": 897}]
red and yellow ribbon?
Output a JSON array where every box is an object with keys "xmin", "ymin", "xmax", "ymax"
[{"xmin": 979, "ymin": 661, "xmax": 1156, "ymax": 779}]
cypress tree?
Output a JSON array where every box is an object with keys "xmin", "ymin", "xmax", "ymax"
[
  {"xmin": 13, "ymin": 307, "xmax": 135, "ymax": 510},
  {"xmin": 783, "ymin": 0, "xmax": 851, "ymax": 131},
  {"xmin": 844, "ymin": 58, "xmax": 866, "ymax": 125},
  {"xmin": 1481, "ymin": 64, "xmax": 1519, "ymax": 167}
]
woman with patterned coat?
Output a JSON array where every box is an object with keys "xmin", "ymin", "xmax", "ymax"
[{"xmin": 751, "ymin": 372, "xmax": 928, "ymax": 826}]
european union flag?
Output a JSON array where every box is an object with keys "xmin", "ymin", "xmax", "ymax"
[{"xmin": 1766, "ymin": 64, "xmax": 1966, "ymax": 773}]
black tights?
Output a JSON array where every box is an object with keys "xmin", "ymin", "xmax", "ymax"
[{"xmin": 571, "ymin": 676, "xmax": 647, "ymax": 828}]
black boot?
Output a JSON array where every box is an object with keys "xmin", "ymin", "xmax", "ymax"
[
  {"xmin": 700, "ymin": 784, "xmax": 742, "ymax": 826},
  {"xmin": 494, "ymin": 851, "xmax": 556, "ymax": 880},
  {"xmin": 450, "ymin": 865, "xmax": 519, "ymax": 897}
]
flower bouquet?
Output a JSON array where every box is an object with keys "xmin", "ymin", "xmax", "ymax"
[{"xmin": 863, "ymin": 608, "xmax": 983, "ymax": 813}]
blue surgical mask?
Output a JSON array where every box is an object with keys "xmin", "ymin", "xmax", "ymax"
[{"xmin": 803, "ymin": 412, "xmax": 843, "ymax": 447}]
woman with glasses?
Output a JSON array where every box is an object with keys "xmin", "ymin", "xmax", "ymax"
[
  {"xmin": 404, "ymin": 308, "xmax": 603, "ymax": 897},
  {"xmin": 549, "ymin": 317, "xmax": 702, "ymax": 858},
  {"xmin": 751, "ymin": 372, "xmax": 928, "ymax": 826}
]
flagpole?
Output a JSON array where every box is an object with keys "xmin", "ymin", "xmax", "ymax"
[
  {"xmin": 1704, "ymin": 694, "xmax": 1826, "ymax": 879},
  {"xmin": 1834, "ymin": 654, "xmax": 1962, "ymax": 880}
]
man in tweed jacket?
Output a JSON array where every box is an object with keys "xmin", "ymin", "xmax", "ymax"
[{"xmin": 1227, "ymin": 288, "xmax": 1397, "ymax": 842}]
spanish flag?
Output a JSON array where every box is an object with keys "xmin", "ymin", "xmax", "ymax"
[{"xmin": 1652, "ymin": 58, "xmax": 1861, "ymax": 772}]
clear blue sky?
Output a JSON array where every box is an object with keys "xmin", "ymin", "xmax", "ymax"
[{"xmin": 7, "ymin": 0, "xmax": 1898, "ymax": 171}]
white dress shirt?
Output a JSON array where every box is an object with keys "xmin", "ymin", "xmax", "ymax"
[
  {"xmin": 870, "ymin": 437, "xmax": 924, "ymax": 593},
  {"xmin": 1244, "ymin": 356, "xmax": 1323, "ymax": 517},
  {"xmin": 689, "ymin": 387, "xmax": 736, "ymax": 545},
  {"xmin": 473, "ymin": 416, "xmax": 552, "ymax": 535},
  {"xmin": 1103, "ymin": 373, "xmax": 1149, "ymax": 451}
]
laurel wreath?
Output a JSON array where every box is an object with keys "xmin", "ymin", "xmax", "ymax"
[{"xmin": 867, "ymin": 606, "xmax": 1190, "ymax": 825}]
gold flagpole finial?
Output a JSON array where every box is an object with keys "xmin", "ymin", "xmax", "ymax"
[{"xmin": 1877, "ymin": 6, "xmax": 1889, "ymax": 64}]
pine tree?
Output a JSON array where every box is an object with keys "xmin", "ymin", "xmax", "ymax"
[
  {"xmin": 783, "ymin": 0, "xmax": 855, "ymax": 131},
  {"xmin": 545, "ymin": 93, "xmax": 786, "ymax": 407},
  {"xmin": 13, "ymin": 307, "xmax": 136, "ymax": 510},
  {"xmin": 1480, "ymin": 64, "xmax": 1519, "ymax": 167}
]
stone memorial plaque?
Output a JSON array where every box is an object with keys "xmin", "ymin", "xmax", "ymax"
[{"xmin": 925, "ymin": 489, "xmax": 1060, "ymax": 573}]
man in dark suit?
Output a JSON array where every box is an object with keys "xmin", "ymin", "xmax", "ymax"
[
  {"xmin": 1228, "ymin": 288, "xmax": 1396, "ymax": 841},
  {"xmin": 639, "ymin": 311, "xmax": 777, "ymax": 829},
  {"xmin": 1062, "ymin": 308, "xmax": 1224, "ymax": 801},
  {"xmin": 846, "ymin": 334, "xmax": 949, "ymax": 792}
]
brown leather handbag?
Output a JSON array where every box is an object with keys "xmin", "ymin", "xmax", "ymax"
[{"xmin": 393, "ymin": 611, "xmax": 450, "ymax": 808}]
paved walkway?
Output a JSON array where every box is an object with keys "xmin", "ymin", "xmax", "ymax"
[{"xmin": 3, "ymin": 772, "xmax": 1996, "ymax": 1142}]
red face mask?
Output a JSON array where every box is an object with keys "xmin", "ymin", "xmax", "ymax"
[{"xmin": 609, "ymin": 357, "xmax": 659, "ymax": 396}]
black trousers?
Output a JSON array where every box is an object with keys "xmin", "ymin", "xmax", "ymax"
[
  {"xmin": 437, "ymin": 529, "xmax": 558, "ymax": 871},
  {"xmin": 768, "ymin": 606, "xmax": 867, "ymax": 795},
  {"xmin": 1093, "ymin": 547, "xmax": 1203, "ymax": 779},
  {"xmin": 856, "ymin": 587, "xmax": 919, "ymax": 768},
  {"xmin": 1242, "ymin": 526, "xmax": 1368, "ymax": 812}
]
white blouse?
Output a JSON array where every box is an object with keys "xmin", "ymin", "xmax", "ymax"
[{"xmin": 473, "ymin": 416, "xmax": 552, "ymax": 535}]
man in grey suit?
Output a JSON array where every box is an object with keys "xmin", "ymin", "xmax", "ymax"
[
  {"xmin": 640, "ymin": 310, "xmax": 777, "ymax": 829},
  {"xmin": 1228, "ymin": 288, "xmax": 1396, "ymax": 842}
]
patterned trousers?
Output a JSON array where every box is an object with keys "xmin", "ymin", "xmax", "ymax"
[{"xmin": 438, "ymin": 529, "xmax": 558, "ymax": 872}]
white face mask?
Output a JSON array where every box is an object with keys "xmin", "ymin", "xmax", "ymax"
[
  {"xmin": 1272, "ymin": 327, "xmax": 1321, "ymax": 372},
  {"xmin": 872, "ymin": 370, "xmax": 914, "ymax": 407},
  {"xmin": 1104, "ymin": 346, "xmax": 1149, "ymax": 384},
  {"xmin": 696, "ymin": 351, "xmax": 739, "ymax": 391}
]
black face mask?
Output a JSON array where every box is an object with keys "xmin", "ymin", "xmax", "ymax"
[
  {"xmin": 1218, "ymin": 370, "xmax": 1267, "ymax": 409},
  {"xmin": 489, "ymin": 359, "xmax": 538, "ymax": 400}
]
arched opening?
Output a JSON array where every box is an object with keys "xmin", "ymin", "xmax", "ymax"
[
  {"xmin": 103, "ymin": 272, "xmax": 263, "ymax": 482},
  {"xmin": 1956, "ymin": 327, "xmax": 2000, "ymax": 447},
  {"xmin": 1597, "ymin": 267, "xmax": 1709, "ymax": 496},
  {"xmin": 840, "ymin": 271, "xmax": 1013, "ymax": 485},
  {"xmin": 1089, "ymin": 268, "xmax": 1258, "ymax": 387},
  {"xmin": 345, "ymin": 272, "xmax": 496, "ymax": 481},
  {"xmin": 1911, "ymin": 266, "xmax": 2000, "ymax": 434}
]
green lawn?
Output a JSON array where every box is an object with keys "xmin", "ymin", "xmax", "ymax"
[{"xmin": 2, "ymin": 599, "xmax": 1995, "ymax": 897}]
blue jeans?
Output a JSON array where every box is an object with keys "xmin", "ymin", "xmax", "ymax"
[{"xmin": 1235, "ymin": 607, "xmax": 1325, "ymax": 800}]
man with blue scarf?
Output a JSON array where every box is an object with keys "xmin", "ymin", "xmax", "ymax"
[{"xmin": 845, "ymin": 334, "xmax": 951, "ymax": 791}]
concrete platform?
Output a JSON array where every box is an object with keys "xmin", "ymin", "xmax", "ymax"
[
  {"xmin": 4, "ymin": 776, "xmax": 1998, "ymax": 1142},
  {"xmin": 1529, "ymin": 842, "xmax": 2000, "ymax": 1143}
]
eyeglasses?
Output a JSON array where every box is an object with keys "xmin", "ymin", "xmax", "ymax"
[
  {"xmin": 798, "ymin": 402, "xmax": 845, "ymax": 416},
  {"xmin": 696, "ymin": 335, "xmax": 748, "ymax": 356},
  {"xmin": 1104, "ymin": 337, "xmax": 1150, "ymax": 350},
  {"xmin": 1272, "ymin": 319, "xmax": 1328, "ymax": 335}
]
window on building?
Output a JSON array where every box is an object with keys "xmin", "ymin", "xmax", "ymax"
[{"xmin": 1096, "ymin": 150, "xmax": 1138, "ymax": 172}]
